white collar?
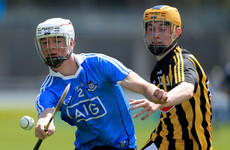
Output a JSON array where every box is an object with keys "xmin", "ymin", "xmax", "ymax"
[{"xmin": 49, "ymin": 53, "xmax": 84, "ymax": 80}]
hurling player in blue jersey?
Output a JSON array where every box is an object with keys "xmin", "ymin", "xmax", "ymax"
[{"xmin": 34, "ymin": 18, "xmax": 168, "ymax": 150}]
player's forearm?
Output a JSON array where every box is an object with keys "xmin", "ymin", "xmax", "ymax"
[
  {"xmin": 38, "ymin": 108, "xmax": 54, "ymax": 119},
  {"xmin": 121, "ymin": 72, "xmax": 167, "ymax": 104},
  {"xmin": 36, "ymin": 108, "xmax": 55, "ymax": 131},
  {"xmin": 121, "ymin": 72, "xmax": 149, "ymax": 94},
  {"xmin": 35, "ymin": 108, "xmax": 56, "ymax": 139},
  {"xmin": 159, "ymin": 82, "xmax": 194, "ymax": 108},
  {"xmin": 143, "ymin": 84, "xmax": 168, "ymax": 104}
]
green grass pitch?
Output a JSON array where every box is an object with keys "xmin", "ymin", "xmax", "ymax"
[{"xmin": 0, "ymin": 108, "xmax": 229, "ymax": 149}]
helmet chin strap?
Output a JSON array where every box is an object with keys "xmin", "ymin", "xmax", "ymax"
[
  {"xmin": 148, "ymin": 38, "xmax": 178, "ymax": 56},
  {"xmin": 45, "ymin": 51, "xmax": 73, "ymax": 68}
]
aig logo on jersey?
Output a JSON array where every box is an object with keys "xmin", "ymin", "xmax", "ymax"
[
  {"xmin": 87, "ymin": 80, "xmax": 98, "ymax": 92},
  {"xmin": 66, "ymin": 96, "xmax": 107, "ymax": 122}
]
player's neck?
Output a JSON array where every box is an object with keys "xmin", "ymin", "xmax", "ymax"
[
  {"xmin": 156, "ymin": 50, "xmax": 171, "ymax": 61},
  {"xmin": 51, "ymin": 55, "xmax": 78, "ymax": 76},
  {"xmin": 156, "ymin": 43, "xmax": 177, "ymax": 61}
]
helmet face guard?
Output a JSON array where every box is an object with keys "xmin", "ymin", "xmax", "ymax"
[
  {"xmin": 35, "ymin": 18, "xmax": 75, "ymax": 68},
  {"xmin": 143, "ymin": 19, "xmax": 175, "ymax": 56},
  {"xmin": 143, "ymin": 5, "xmax": 181, "ymax": 56}
]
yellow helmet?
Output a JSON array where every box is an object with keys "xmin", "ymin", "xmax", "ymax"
[
  {"xmin": 143, "ymin": 5, "xmax": 181, "ymax": 33},
  {"xmin": 143, "ymin": 5, "xmax": 182, "ymax": 56}
]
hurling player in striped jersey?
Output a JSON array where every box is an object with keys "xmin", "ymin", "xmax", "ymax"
[
  {"xmin": 34, "ymin": 18, "xmax": 168, "ymax": 150},
  {"xmin": 130, "ymin": 5, "xmax": 212, "ymax": 150}
]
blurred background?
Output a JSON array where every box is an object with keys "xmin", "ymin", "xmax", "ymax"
[{"xmin": 0, "ymin": 0, "xmax": 230, "ymax": 149}]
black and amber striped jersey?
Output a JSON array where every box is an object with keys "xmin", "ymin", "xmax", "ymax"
[{"xmin": 147, "ymin": 46, "xmax": 212, "ymax": 150}]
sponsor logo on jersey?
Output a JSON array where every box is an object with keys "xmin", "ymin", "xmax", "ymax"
[
  {"xmin": 157, "ymin": 70, "xmax": 162, "ymax": 75},
  {"xmin": 66, "ymin": 96, "xmax": 107, "ymax": 122}
]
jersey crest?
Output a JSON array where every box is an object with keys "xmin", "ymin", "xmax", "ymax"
[{"xmin": 87, "ymin": 80, "xmax": 98, "ymax": 92}]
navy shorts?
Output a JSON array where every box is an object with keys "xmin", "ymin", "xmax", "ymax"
[{"xmin": 75, "ymin": 146, "xmax": 137, "ymax": 150}]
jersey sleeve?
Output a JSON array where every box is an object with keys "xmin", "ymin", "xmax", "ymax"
[
  {"xmin": 94, "ymin": 54, "xmax": 131, "ymax": 84},
  {"xmin": 35, "ymin": 76, "xmax": 59, "ymax": 116},
  {"xmin": 35, "ymin": 89, "xmax": 58, "ymax": 116},
  {"xmin": 183, "ymin": 58, "xmax": 198, "ymax": 90}
]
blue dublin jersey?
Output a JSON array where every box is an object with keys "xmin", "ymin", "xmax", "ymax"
[{"xmin": 35, "ymin": 53, "xmax": 136, "ymax": 150}]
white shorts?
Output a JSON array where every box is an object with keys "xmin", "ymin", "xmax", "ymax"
[{"xmin": 142, "ymin": 143, "xmax": 158, "ymax": 150}]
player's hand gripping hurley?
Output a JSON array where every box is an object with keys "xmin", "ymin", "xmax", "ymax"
[{"xmin": 33, "ymin": 83, "xmax": 71, "ymax": 150}]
